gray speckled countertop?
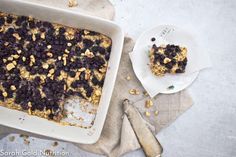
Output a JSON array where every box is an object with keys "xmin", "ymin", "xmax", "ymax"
[{"xmin": 1, "ymin": 0, "xmax": 236, "ymax": 157}]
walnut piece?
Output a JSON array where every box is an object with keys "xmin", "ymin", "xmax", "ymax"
[{"xmin": 68, "ymin": 0, "xmax": 78, "ymax": 8}]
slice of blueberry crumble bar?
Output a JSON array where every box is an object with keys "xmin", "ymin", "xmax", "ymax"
[{"xmin": 149, "ymin": 44, "xmax": 187, "ymax": 76}]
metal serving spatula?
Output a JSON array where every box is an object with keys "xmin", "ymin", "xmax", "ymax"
[{"xmin": 123, "ymin": 99, "xmax": 163, "ymax": 157}]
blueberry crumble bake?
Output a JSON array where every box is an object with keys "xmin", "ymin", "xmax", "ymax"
[
  {"xmin": 0, "ymin": 12, "xmax": 112, "ymax": 122},
  {"xmin": 149, "ymin": 44, "xmax": 187, "ymax": 76}
]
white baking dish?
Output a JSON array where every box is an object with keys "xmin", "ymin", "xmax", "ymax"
[{"xmin": 0, "ymin": 0, "xmax": 124, "ymax": 144}]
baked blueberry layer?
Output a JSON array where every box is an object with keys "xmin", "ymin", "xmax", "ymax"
[
  {"xmin": 0, "ymin": 12, "xmax": 112, "ymax": 122},
  {"xmin": 149, "ymin": 44, "xmax": 187, "ymax": 76}
]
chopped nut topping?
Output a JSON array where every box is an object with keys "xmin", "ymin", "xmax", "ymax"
[
  {"xmin": 49, "ymin": 69, "xmax": 55, "ymax": 74},
  {"xmin": 65, "ymin": 49, "xmax": 70, "ymax": 54},
  {"xmin": 13, "ymin": 33, "xmax": 21, "ymax": 40},
  {"xmin": 30, "ymin": 55, "xmax": 35, "ymax": 63},
  {"xmin": 22, "ymin": 56, "xmax": 26, "ymax": 62},
  {"xmin": 129, "ymin": 89, "xmax": 140, "ymax": 95},
  {"xmin": 95, "ymin": 89, "xmax": 101, "ymax": 96},
  {"xmin": 145, "ymin": 111, "xmax": 151, "ymax": 117},
  {"xmin": 67, "ymin": 42, "xmax": 72, "ymax": 47},
  {"xmin": 40, "ymin": 33, "xmax": 45, "ymax": 39},
  {"xmin": 12, "ymin": 61, "xmax": 17, "ymax": 66},
  {"xmin": 17, "ymin": 50, "xmax": 22, "ymax": 54},
  {"xmin": 126, "ymin": 76, "xmax": 131, "ymax": 81},
  {"xmin": 8, "ymin": 56, "xmax": 14, "ymax": 61},
  {"xmin": 6, "ymin": 63, "xmax": 15, "ymax": 71},
  {"xmin": 143, "ymin": 91, "xmax": 149, "ymax": 96},
  {"xmin": 12, "ymin": 54, "xmax": 19, "ymax": 59},
  {"xmin": 2, "ymin": 92, "xmax": 8, "ymax": 97},
  {"xmin": 85, "ymin": 49, "xmax": 94, "ymax": 58},
  {"xmin": 32, "ymin": 34, "xmax": 36, "ymax": 41},
  {"xmin": 68, "ymin": 0, "xmax": 78, "ymax": 7},
  {"xmin": 46, "ymin": 52, "xmax": 53, "ymax": 57},
  {"xmin": 145, "ymin": 99, "xmax": 153, "ymax": 108},
  {"xmin": 43, "ymin": 63, "xmax": 49, "ymax": 69},
  {"xmin": 47, "ymin": 45, "xmax": 52, "ymax": 49},
  {"xmin": 154, "ymin": 110, "xmax": 159, "ymax": 116},
  {"xmin": 10, "ymin": 85, "xmax": 16, "ymax": 91}
]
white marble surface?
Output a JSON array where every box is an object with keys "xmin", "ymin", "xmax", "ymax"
[{"xmin": 1, "ymin": 0, "xmax": 236, "ymax": 157}]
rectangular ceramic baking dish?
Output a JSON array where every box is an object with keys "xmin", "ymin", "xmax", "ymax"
[{"xmin": 0, "ymin": 0, "xmax": 124, "ymax": 144}]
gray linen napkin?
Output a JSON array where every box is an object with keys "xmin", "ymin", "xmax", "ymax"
[{"xmin": 0, "ymin": 1, "xmax": 193, "ymax": 157}]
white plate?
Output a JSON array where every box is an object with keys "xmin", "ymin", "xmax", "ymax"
[
  {"xmin": 131, "ymin": 25, "xmax": 199, "ymax": 95},
  {"xmin": 0, "ymin": 0, "xmax": 124, "ymax": 144}
]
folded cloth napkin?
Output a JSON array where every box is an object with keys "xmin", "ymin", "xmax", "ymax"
[{"xmin": 0, "ymin": 1, "xmax": 193, "ymax": 157}]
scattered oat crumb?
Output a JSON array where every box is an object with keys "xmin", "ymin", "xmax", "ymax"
[
  {"xmin": 52, "ymin": 141, "xmax": 59, "ymax": 147},
  {"xmin": 143, "ymin": 91, "xmax": 149, "ymax": 96},
  {"xmin": 20, "ymin": 134, "xmax": 29, "ymax": 139},
  {"xmin": 145, "ymin": 111, "xmax": 151, "ymax": 117},
  {"xmin": 68, "ymin": 0, "xmax": 78, "ymax": 7},
  {"xmin": 24, "ymin": 139, "xmax": 30, "ymax": 145},
  {"xmin": 126, "ymin": 76, "xmax": 131, "ymax": 80},
  {"xmin": 145, "ymin": 99, "xmax": 153, "ymax": 108},
  {"xmin": 129, "ymin": 89, "xmax": 140, "ymax": 95},
  {"xmin": 154, "ymin": 110, "xmax": 159, "ymax": 116},
  {"xmin": 8, "ymin": 136, "xmax": 15, "ymax": 142},
  {"xmin": 45, "ymin": 149, "xmax": 54, "ymax": 156}
]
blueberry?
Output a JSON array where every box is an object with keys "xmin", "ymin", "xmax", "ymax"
[
  {"xmin": 175, "ymin": 46, "xmax": 181, "ymax": 53},
  {"xmin": 165, "ymin": 62, "xmax": 173, "ymax": 69},
  {"xmin": 83, "ymin": 39, "xmax": 94, "ymax": 48},
  {"xmin": 6, "ymin": 16, "xmax": 13, "ymax": 24},
  {"xmin": 69, "ymin": 71, "xmax": 76, "ymax": 77},
  {"xmin": 0, "ymin": 91, "xmax": 4, "ymax": 101},
  {"xmin": 40, "ymin": 27, "xmax": 46, "ymax": 32},
  {"xmin": 171, "ymin": 52, "xmax": 176, "ymax": 57},
  {"xmin": 91, "ymin": 77, "xmax": 99, "ymax": 86},
  {"xmin": 13, "ymin": 68, "xmax": 20, "ymax": 74},
  {"xmin": 64, "ymin": 66, "xmax": 69, "ymax": 72},
  {"xmin": 67, "ymin": 89, "xmax": 74, "ymax": 95},
  {"xmin": 151, "ymin": 37, "xmax": 156, "ymax": 42},
  {"xmin": 38, "ymin": 68, "xmax": 44, "ymax": 74},
  {"xmin": 183, "ymin": 58, "xmax": 187, "ymax": 66},
  {"xmin": 176, "ymin": 69, "xmax": 184, "ymax": 73},
  {"xmin": 48, "ymin": 113, "xmax": 54, "ymax": 119},
  {"xmin": 6, "ymin": 89, "xmax": 13, "ymax": 98},
  {"xmin": 30, "ymin": 68, "xmax": 37, "ymax": 75},
  {"xmin": 20, "ymin": 102, "xmax": 29, "ymax": 110},
  {"xmin": 71, "ymin": 81, "xmax": 79, "ymax": 88},
  {"xmin": 7, "ymin": 28, "xmax": 14, "ymax": 34},
  {"xmin": 2, "ymin": 82, "xmax": 10, "ymax": 89},
  {"xmin": 76, "ymin": 91, "xmax": 85, "ymax": 99},
  {"xmin": 59, "ymin": 27, "xmax": 66, "ymax": 34},
  {"xmin": 95, "ymin": 39, "xmax": 101, "ymax": 45},
  {"xmin": 75, "ymin": 33, "xmax": 82, "ymax": 42},
  {"xmin": 91, "ymin": 46, "xmax": 105, "ymax": 54},
  {"xmin": 0, "ymin": 17, "xmax": 5, "ymax": 26},
  {"xmin": 85, "ymin": 86, "xmax": 93, "ymax": 97},
  {"xmin": 36, "ymin": 21, "xmax": 42, "ymax": 28},
  {"xmin": 29, "ymin": 21, "xmax": 36, "ymax": 29}
]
